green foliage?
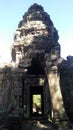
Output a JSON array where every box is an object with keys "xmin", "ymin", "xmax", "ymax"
[{"xmin": 33, "ymin": 95, "xmax": 41, "ymax": 108}]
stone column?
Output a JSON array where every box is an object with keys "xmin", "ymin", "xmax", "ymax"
[{"xmin": 47, "ymin": 68, "xmax": 65, "ymax": 120}]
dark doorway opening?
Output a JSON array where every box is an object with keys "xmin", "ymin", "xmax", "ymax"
[
  {"xmin": 30, "ymin": 85, "xmax": 44, "ymax": 117},
  {"xmin": 28, "ymin": 57, "xmax": 45, "ymax": 75}
]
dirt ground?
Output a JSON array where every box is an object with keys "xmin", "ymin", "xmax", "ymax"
[
  {"xmin": 21, "ymin": 119, "xmax": 58, "ymax": 130},
  {"xmin": 0, "ymin": 117, "xmax": 73, "ymax": 130}
]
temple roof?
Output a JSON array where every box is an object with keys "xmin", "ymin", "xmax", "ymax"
[{"xmin": 11, "ymin": 3, "xmax": 61, "ymax": 69}]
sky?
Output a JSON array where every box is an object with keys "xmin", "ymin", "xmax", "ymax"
[{"xmin": 0, "ymin": 0, "xmax": 73, "ymax": 63}]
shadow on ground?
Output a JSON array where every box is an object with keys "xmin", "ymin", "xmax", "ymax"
[{"xmin": 21, "ymin": 119, "xmax": 58, "ymax": 130}]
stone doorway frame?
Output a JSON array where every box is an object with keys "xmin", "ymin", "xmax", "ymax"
[{"xmin": 21, "ymin": 74, "xmax": 51, "ymax": 118}]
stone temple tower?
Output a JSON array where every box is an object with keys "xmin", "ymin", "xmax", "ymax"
[
  {"xmin": 1, "ymin": 4, "xmax": 73, "ymax": 128},
  {"xmin": 11, "ymin": 3, "xmax": 60, "ymax": 66},
  {"xmin": 11, "ymin": 3, "xmax": 65, "ymax": 119}
]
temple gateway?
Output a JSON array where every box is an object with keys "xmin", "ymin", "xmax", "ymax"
[{"xmin": 0, "ymin": 3, "xmax": 73, "ymax": 129}]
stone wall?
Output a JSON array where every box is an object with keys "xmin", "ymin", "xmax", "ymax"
[
  {"xmin": 0, "ymin": 66, "xmax": 68, "ymax": 122},
  {"xmin": 59, "ymin": 56, "xmax": 73, "ymax": 123},
  {"xmin": 0, "ymin": 66, "xmax": 51, "ymax": 119},
  {"xmin": 0, "ymin": 66, "xmax": 22, "ymax": 122}
]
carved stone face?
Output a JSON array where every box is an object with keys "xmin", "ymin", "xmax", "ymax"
[{"xmin": 12, "ymin": 3, "xmax": 60, "ymax": 69}]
